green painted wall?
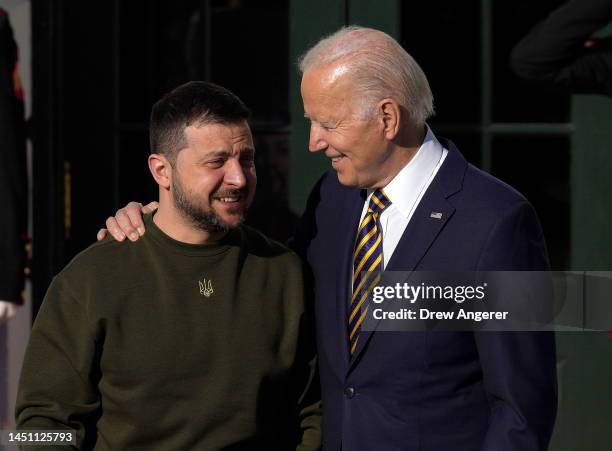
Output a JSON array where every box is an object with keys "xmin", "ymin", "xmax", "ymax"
[
  {"xmin": 288, "ymin": 0, "xmax": 400, "ymax": 214},
  {"xmin": 570, "ymin": 96, "xmax": 612, "ymax": 270},
  {"xmin": 552, "ymin": 332, "xmax": 612, "ymax": 451},
  {"xmin": 288, "ymin": 0, "xmax": 345, "ymax": 214},
  {"xmin": 550, "ymin": 95, "xmax": 612, "ymax": 451}
]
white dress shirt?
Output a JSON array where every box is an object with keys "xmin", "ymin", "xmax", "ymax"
[{"xmin": 357, "ymin": 127, "xmax": 448, "ymax": 269}]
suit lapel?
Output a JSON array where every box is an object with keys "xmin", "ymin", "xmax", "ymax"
[
  {"xmin": 386, "ymin": 183, "xmax": 455, "ymax": 272},
  {"xmin": 349, "ymin": 139, "xmax": 466, "ymax": 367}
]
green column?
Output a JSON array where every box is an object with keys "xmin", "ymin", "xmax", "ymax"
[
  {"xmin": 571, "ymin": 95, "xmax": 612, "ymax": 270},
  {"xmin": 288, "ymin": 0, "xmax": 345, "ymax": 214},
  {"xmin": 550, "ymin": 95, "xmax": 612, "ymax": 451},
  {"xmin": 288, "ymin": 0, "xmax": 401, "ymax": 214}
]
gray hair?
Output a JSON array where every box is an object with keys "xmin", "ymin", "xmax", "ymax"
[{"xmin": 298, "ymin": 26, "xmax": 434, "ymax": 126}]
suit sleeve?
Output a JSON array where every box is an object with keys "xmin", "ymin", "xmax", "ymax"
[
  {"xmin": 293, "ymin": 260, "xmax": 322, "ymax": 450},
  {"xmin": 295, "ymin": 346, "xmax": 322, "ymax": 451},
  {"xmin": 15, "ymin": 276, "xmax": 102, "ymax": 450},
  {"xmin": 474, "ymin": 201, "xmax": 558, "ymax": 451},
  {"xmin": 510, "ymin": 0, "xmax": 612, "ymax": 97}
]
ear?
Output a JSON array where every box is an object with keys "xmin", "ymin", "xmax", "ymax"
[
  {"xmin": 377, "ymin": 98, "xmax": 401, "ymax": 140},
  {"xmin": 148, "ymin": 153, "xmax": 172, "ymax": 190}
]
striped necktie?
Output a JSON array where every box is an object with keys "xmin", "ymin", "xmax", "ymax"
[{"xmin": 349, "ymin": 189, "xmax": 391, "ymax": 355}]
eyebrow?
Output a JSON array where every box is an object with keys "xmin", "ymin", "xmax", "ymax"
[
  {"xmin": 304, "ymin": 113, "xmax": 332, "ymax": 125},
  {"xmin": 201, "ymin": 147, "xmax": 256, "ymax": 159},
  {"xmin": 202, "ymin": 150, "xmax": 231, "ymax": 159}
]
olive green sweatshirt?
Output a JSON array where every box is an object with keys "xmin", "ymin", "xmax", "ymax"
[{"xmin": 16, "ymin": 213, "xmax": 321, "ymax": 450}]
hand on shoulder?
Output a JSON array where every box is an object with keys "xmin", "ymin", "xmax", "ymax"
[{"xmin": 96, "ymin": 201, "xmax": 158, "ymax": 242}]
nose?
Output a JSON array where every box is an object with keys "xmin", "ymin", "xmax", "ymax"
[
  {"xmin": 308, "ymin": 124, "xmax": 328, "ymax": 153},
  {"xmin": 224, "ymin": 159, "xmax": 247, "ymax": 188}
]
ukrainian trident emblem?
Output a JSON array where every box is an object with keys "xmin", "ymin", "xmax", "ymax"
[{"xmin": 199, "ymin": 279, "xmax": 214, "ymax": 297}]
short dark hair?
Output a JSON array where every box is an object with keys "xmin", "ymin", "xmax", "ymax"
[{"xmin": 149, "ymin": 81, "xmax": 250, "ymax": 163}]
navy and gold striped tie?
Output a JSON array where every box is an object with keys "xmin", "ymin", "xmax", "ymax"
[{"xmin": 349, "ymin": 189, "xmax": 391, "ymax": 355}]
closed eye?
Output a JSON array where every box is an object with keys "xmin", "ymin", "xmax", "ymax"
[
  {"xmin": 304, "ymin": 114, "xmax": 334, "ymax": 131},
  {"xmin": 206, "ymin": 159, "xmax": 226, "ymax": 169}
]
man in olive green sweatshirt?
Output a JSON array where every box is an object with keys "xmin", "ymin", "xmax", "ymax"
[{"xmin": 16, "ymin": 81, "xmax": 321, "ymax": 450}]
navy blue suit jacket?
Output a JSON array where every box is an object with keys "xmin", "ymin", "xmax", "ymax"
[{"xmin": 293, "ymin": 138, "xmax": 557, "ymax": 451}]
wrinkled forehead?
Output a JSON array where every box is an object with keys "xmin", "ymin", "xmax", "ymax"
[
  {"xmin": 188, "ymin": 119, "xmax": 251, "ymax": 137},
  {"xmin": 184, "ymin": 120, "xmax": 254, "ymax": 149},
  {"xmin": 302, "ymin": 64, "xmax": 363, "ymax": 118}
]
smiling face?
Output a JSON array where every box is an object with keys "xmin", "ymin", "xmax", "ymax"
[
  {"xmin": 301, "ymin": 63, "xmax": 397, "ymax": 189},
  {"xmin": 170, "ymin": 120, "xmax": 256, "ymax": 233}
]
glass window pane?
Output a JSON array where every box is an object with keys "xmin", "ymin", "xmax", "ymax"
[
  {"xmin": 491, "ymin": 135, "xmax": 570, "ymax": 269},
  {"xmin": 492, "ymin": 0, "xmax": 571, "ymax": 123},
  {"xmin": 401, "ymin": 0, "xmax": 481, "ymax": 124},
  {"xmin": 211, "ymin": 1, "xmax": 289, "ymax": 124}
]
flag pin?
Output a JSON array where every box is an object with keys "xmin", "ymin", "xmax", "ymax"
[{"xmin": 430, "ymin": 212, "xmax": 443, "ymax": 219}]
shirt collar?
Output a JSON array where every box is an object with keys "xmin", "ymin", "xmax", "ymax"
[{"xmin": 375, "ymin": 126, "xmax": 444, "ymax": 218}]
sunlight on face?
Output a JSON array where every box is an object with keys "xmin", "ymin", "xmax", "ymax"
[
  {"xmin": 171, "ymin": 121, "xmax": 257, "ymax": 232},
  {"xmin": 301, "ymin": 64, "xmax": 390, "ymax": 188}
]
